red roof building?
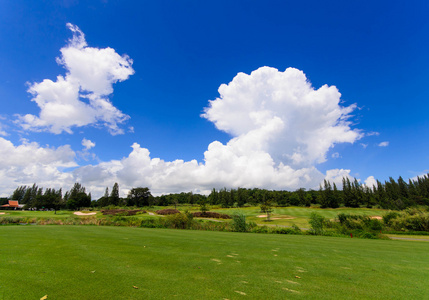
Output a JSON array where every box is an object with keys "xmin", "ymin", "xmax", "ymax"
[{"xmin": 1, "ymin": 200, "xmax": 21, "ymax": 209}]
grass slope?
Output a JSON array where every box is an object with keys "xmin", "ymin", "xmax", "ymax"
[{"xmin": 1, "ymin": 226, "xmax": 429, "ymax": 299}]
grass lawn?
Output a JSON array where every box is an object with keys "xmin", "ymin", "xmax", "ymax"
[
  {"xmin": 1, "ymin": 226, "xmax": 428, "ymax": 299},
  {"xmin": 0, "ymin": 210, "xmax": 77, "ymax": 219},
  {"xmin": 211, "ymin": 206, "xmax": 388, "ymax": 228},
  {"xmin": 1, "ymin": 206, "xmax": 389, "ymax": 228}
]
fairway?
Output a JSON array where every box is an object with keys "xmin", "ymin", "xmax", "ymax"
[{"xmin": 1, "ymin": 226, "xmax": 429, "ymax": 299}]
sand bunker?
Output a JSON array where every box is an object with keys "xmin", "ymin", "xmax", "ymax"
[
  {"xmin": 370, "ymin": 216, "xmax": 382, "ymax": 220},
  {"xmin": 74, "ymin": 212, "xmax": 97, "ymax": 216},
  {"xmin": 0, "ymin": 212, "xmax": 6, "ymax": 215},
  {"xmin": 257, "ymin": 214, "xmax": 294, "ymax": 219}
]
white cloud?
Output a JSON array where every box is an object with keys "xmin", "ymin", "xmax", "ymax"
[
  {"xmin": 82, "ymin": 138, "xmax": 95, "ymax": 150},
  {"xmin": 364, "ymin": 175, "xmax": 377, "ymax": 189},
  {"xmin": 17, "ymin": 23, "xmax": 134, "ymax": 135},
  {"xmin": 71, "ymin": 142, "xmax": 325, "ymax": 196},
  {"xmin": 3, "ymin": 66, "xmax": 364, "ymax": 198},
  {"xmin": 0, "ymin": 137, "xmax": 76, "ymax": 197},
  {"xmin": 331, "ymin": 152, "xmax": 340, "ymax": 159},
  {"xmin": 366, "ymin": 131, "xmax": 380, "ymax": 136},
  {"xmin": 360, "ymin": 143, "xmax": 368, "ymax": 149},
  {"xmin": 378, "ymin": 141, "xmax": 389, "ymax": 147},
  {"xmin": 324, "ymin": 168, "xmax": 354, "ymax": 187},
  {"xmin": 202, "ymin": 67, "xmax": 362, "ymax": 167}
]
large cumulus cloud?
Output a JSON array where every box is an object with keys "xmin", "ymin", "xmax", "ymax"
[
  {"xmin": 17, "ymin": 23, "xmax": 134, "ymax": 135},
  {"xmin": 203, "ymin": 67, "xmax": 362, "ymax": 167}
]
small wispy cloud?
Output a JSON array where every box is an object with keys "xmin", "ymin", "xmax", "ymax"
[
  {"xmin": 360, "ymin": 143, "xmax": 368, "ymax": 149},
  {"xmin": 331, "ymin": 152, "xmax": 340, "ymax": 159},
  {"xmin": 366, "ymin": 131, "xmax": 380, "ymax": 137},
  {"xmin": 378, "ymin": 141, "xmax": 389, "ymax": 147},
  {"xmin": 82, "ymin": 138, "xmax": 95, "ymax": 150}
]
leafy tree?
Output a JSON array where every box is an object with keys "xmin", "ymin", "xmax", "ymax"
[
  {"xmin": 208, "ymin": 188, "xmax": 218, "ymax": 205},
  {"xmin": 296, "ymin": 188, "xmax": 310, "ymax": 206},
  {"xmin": 66, "ymin": 183, "xmax": 91, "ymax": 210},
  {"xmin": 97, "ymin": 187, "xmax": 110, "ymax": 207},
  {"xmin": 22, "ymin": 184, "xmax": 42, "ymax": 208},
  {"xmin": 157, "ymin": 195, "xmax": 169, "ymax": 206},
  {"xmin": 187, "ymin": 192, "xmax": 195, "ymax": 205},
  {"xmin": 199, "ymin": 197, "xmax": 209, "ymax": 215},
  {"xmin": 0, "ymin": 197, "xmax": 8, "ymax": 206},
  {"xmin": 289, "ymin": 192, "xmax": 300, "ymax": 206},
  {"xmin": 236, "ymin": 188, "xmax": 247, "ymax": 207},
  {"xmin": 127, "ymin": 187, "xmax": 152, "ymax": 207},
  {"xmin": 11, "ymin": 186, "xmax": 27, "ymax": 201},
  {"xmin": 259, "ymin": 194, "xmax": 273, "ymax": 221}
]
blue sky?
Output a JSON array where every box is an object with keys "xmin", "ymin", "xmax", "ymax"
[{"xmin": 0, "ymin": 0, "xmax": 428, "ymax": 197}]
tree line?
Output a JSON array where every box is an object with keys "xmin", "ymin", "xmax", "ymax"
[{"xmin": 4, "ymin": 174, "xmax": 429, "ymax": 211}]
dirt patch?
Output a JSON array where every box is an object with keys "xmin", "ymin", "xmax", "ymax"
[
  {"xmin": 370, "ymin": 216, "xmax": 383, "ymax": 220},
  {"xmin": 192, "ymin": 211, "xmax": 231, "ymax": 219},
  {"xmin": 74, "ymin": 212, "xmax": 97, "ymax": 216},
  {"xmin": 156, "ymin": 209, "xmax": 180, "ymax": 215},
  {"xmin": 101, "ymin": 209, "xmax": 146, "ymax": 216}
]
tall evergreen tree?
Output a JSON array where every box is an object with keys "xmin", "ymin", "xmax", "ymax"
[{"xmin": 110, "ymin": 183, "xmax": 120, "ymax": 206}]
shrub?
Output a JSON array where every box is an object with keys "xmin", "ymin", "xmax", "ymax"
[
  {"xmin": 231, "ymin": 212, "xmax": 247, "ymax": 232},
  {"xmin": 368, "ymin": 218, "xmax": 383, "ymax": 231},
  {"xmin": 250, "ymin": 226, "xmax": 271, "ymax": 234},
  {"xmin": 309, "ymin": 213, "xmax": 326, "ymax": 235},
  {"xmin": 139, "ymin": 218, "xmax": 163, "ymax": 228},
  {"xmin": 0, "ymin": 216, "xmax": 22, "ymax": 225},
  {"xmin": 271, "ymin": 227, "xmax": 302, "ymax": 235},
  {"xmin": 164, "ymin": 212, "xmax": 194, "ymax": 229}
]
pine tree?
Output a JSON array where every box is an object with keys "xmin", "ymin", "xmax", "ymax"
[{"xmin": 110, "ymin": 183, "xmax": 120, "ymax": 206}]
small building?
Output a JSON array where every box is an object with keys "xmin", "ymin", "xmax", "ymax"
[{"xmin": 0, "ymin": 200, "xmax": 24, "ymax": 209}]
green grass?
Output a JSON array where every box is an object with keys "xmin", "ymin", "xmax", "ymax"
[
  {"xmin": 0, "ymin": 206, "xmax": 393, "ymax": 229},
  {"xmin": 212, "ymin": 206, "xmax": 387, "ymax": 227},
  {"xmin": 0, "ymin": 210, "xmax": 77, "ymax": 219},
  {"xmin": 1, "ymin": 226, "xmax": 428, "ymax": 299}
]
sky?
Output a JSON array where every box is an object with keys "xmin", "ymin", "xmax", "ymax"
[{"xmin": 1, "ymin": 0, "xmax": 429, "ymax": 198}]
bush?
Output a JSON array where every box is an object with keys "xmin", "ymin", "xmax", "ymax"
[
  {"xmin": 231, "ymin": 212, "xmax": 247, "ymax": 232},
  {"xmin": 309, "ymin": 213, "xmax": 326, "ymax": 235},
  {"xmin": 250, "ymin": 226, "xmax": 271, "ymax": 234},
  {"xmin": 271, "ymin": 227, "xmax": 301, "ymax": 235},
  {"xmin": 164, "ymin": 212, "xmax": 194, "ymax": 229},
  {"xmin": 383, "ymin": 209, "xmax": 429, "ymax": 232},
  {"xmin": 368, "ymin": 218, "xmax": 383, "ymax": 231}
]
